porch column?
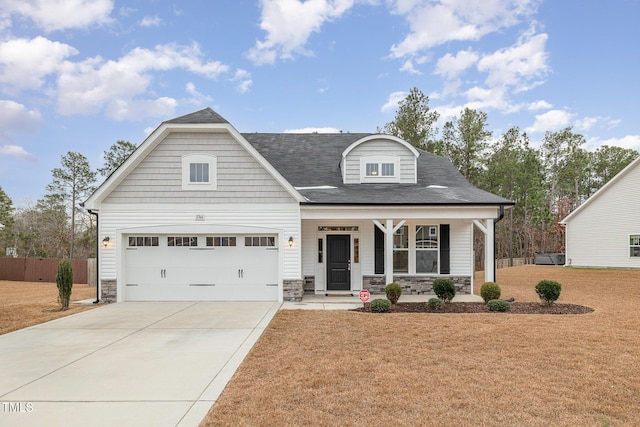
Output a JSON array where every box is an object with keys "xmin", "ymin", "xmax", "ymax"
[
  {"xmin": 385, "ymin": 219, "xmax": 394, "ymax": 285},
  {"xmin": 484, "ymin": 219, "xmax": 495, "ymax": 283},
  {"xmin": 373, "ymin": 219, "xmax": 406, "ymax": 285},
  {"xmin": 473, "ymin": 219, "xmax": 496, "ymax": 283}
]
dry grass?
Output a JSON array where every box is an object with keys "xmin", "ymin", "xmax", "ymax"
[
  {"xmin": 202, "ymin": 266, "xmax": 640, "ymax": 427},
  {"xmin": 0, "ymin": 280, "xmax": 97, "ymax": 335}
]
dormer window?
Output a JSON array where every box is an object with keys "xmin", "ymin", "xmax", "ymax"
[
  {"xmin": 361, "ymin": 156, "xmax": 400, "ymax": 183},
  {"xmin": 182, "ymin": 154, "xmax": 217, "ymax": 190}
]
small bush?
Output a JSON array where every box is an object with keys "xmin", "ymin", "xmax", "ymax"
[
  {"xmin": 487, "ymin": 299, "xmax": 510, "ymax": 312},
  {"xmin": 384, "ymin": 282, "xmax": 402, "ymax": 304},
  {"xmin": 56, "ymin": 258, "xmax": 73, "ymax": 311},
  {"xmin": 370, "ymin": 298, "xmax": 391, "ymax": 313},
  {"xmin": 480, "ymin": 282, "xmax": 501, "ymax": 303},
  {"xmin": 535, "ymin": 279, "xmax": 562, "ymax": 307},
  {"xmin": 432, "ymin": 278, "xmax": 456, "ymax": 303},
  {"xmin": 427, "ymin": 298, "xmax": 443, "ymax": 310}
]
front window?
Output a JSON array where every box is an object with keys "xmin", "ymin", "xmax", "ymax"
[
  {"xmin": 630, "ymin": 235, "xmax": 640, "ymax": 257},
  {"xmin": 361, "ymin": 156, "xmax": 399, "ymax": 183},
  {"xmin": 181, "ymin": 154, "xmax": 217, "ymax": 190},
  {"xmin": 416, "ymin": 225, "xmax": 438, "ymax": 273},
  {"xmin": 393, "ymin": 225, "xmax": 408, "ymax": 273}
]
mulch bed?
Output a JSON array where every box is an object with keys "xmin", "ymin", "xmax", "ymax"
[{"xmin": 353, "ymin": 301, "xmax": 594, "ymax": 314}]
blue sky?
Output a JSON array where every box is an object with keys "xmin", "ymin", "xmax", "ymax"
[{"xmin": 1, "ymin": 0, "xmax": 639, "ymax": 204}]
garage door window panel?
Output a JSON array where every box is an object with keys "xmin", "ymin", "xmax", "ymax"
[
  {"xmin": 168, "ymin": 236, "xmax": 198, "ymax": 247},
  {"xmin": 245, "ymin": 236, "xmax": 276, "ymax": 247},
  {"xmin": 128, "ymin": 236, "xmax": 159, "ymax": 247},
  {"xmin": 207, "ymin": 236, "xmax": 237, "ymax": 247}
]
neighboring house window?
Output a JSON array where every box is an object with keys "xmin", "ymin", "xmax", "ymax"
[
  {"xmin": 416, "ymin": 225, "xmax": 438, "ymax": 273},
  {"xmin": 182, "ymin": 154, "xmax": 217, "ymax": 190},
  {"xmin": 207, "ymin": 236, "xmax": 236, "ymax": 247},
  {"xmin": 168, "ymin": 236, "xmax": 198, "ymax": 247},
  {"xmin": 630, "ymin": 235, "xmax": 640, "ymax": 257},
  {"xmin": 128, "ymin": 236, "xmax": 159, "ymax": 247},
  {"xmin": 393, "ymin": 225, "xmax": 408, "ymax": 273},
  {"xmin": 361, "ymin": 156, "xmax": 399, "ymax": 183}
]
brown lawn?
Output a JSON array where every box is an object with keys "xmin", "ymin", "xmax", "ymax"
[
  {"xmin": 0, "ymin": 280, "xmax": 97, "ymax": 335},
  {"xmin": 202, "ymin": 266, "xmax": 640, "ymax": 427}
]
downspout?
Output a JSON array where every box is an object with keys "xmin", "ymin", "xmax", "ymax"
[
  {"xmin": 493, "ymin": 205, "xmax": 505, "ymax": 282},
  {"xmin": 86, "ymin": 208, "xmax": 100, "ymax": 304}
]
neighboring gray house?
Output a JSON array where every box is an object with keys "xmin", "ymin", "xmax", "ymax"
[
  {"xmin": 561, "ymin": 155, "xmax": 640, "ymax": 269},
  {"xmin": 84, "ymin": 108, "xmax": 513, "ymax": 302}
]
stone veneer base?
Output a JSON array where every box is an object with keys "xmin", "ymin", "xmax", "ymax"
[{"xmin": 363, "ymin": 275, "xmax": 471, "ymax": 295}]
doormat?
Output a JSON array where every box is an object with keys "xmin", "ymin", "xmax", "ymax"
[{"xmin": 325, "ymin": 293, "xmax": 354, "ymax": 297}]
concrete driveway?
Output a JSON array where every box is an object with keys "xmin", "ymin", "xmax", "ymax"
[{"xmin": 0, "ymin": 301, "xmax": 279, "ymax": 427}]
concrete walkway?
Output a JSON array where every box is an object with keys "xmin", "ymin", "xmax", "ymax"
[
  {"xmin": 282, "ymin": 293, "xmax": 484, "ymax": 310},
  {"xmin": 0, "ymin": 301, "xmax": 279, "ymax": 427}
]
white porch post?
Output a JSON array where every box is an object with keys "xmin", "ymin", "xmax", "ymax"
[
  {"xmin": 484, "ymin": 219, "xmax": 495, "ymax": 283},
  {"xmin": 385, "ymin": 219, "xmax": 394, "ymax": 285},
  {"xmin": 373, "ymin": 219, "xmax": 406, "ymax": 285}
]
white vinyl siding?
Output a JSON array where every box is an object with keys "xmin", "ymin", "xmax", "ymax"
[
  {"xmin": 343, "ymin": 138, "xmax": 417, "ymax": 184},
  {"xmin": 564, "ymin": 160, "xmax": 640, "ymax": 268},
  {"xmin": 106, "ymin": 132, "xmax": 294, "ymax": 204}
]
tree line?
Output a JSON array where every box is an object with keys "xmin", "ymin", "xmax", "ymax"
[
  {"xmin": 1, "ymin": 93, "xmax": 637, "ymax": 263},
  {"xmin": 383, "ymin": 87, "xmax": 639, "ymax": 265},
  {"xmin": 0, "ymin": 141, "xmax": 137, "ymax": 259}
]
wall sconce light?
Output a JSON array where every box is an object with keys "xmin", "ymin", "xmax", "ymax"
[
  {"xmin": 288, "ymin": 236, "xmax": 294, "ymax": 248},
  {"xmin": 102, "ymin": 236, "xmax": 110, "ymax": 248}
]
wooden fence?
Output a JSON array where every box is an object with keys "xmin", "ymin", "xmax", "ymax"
[{"xmin": 0, "ymin": 258, "xmax": 91, "ymax": 284}]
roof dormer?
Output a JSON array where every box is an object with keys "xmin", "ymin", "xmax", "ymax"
[{"xmin": 341, "ymin": 135, "xmax": 419, "ymax": 184}]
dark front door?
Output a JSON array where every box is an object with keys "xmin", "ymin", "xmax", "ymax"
[{"xmin": 326, "ymin": 234, "xmax": 351, "ymax": 291}]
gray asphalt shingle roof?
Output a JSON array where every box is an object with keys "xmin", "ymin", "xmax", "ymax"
[
  {"xmin": 242, "ymin": 133, "xmax": 513, "ymax": 206},
  {"xmin": 162, "ymin": 108, "xmax": 511, "ymax": 206}
]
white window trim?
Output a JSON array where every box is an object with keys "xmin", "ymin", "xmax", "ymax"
[
  {"xmin": 360, "ymin": 155, "xmax": 400, "ymax": 183},
  {"xmin": 182, "ymin": 153, "xmax": 217, "ymax": 190}
]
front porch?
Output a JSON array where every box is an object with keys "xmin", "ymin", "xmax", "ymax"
[{"xmin": 282, "ymin": 292, "xmax": 484, "ymax": 310}]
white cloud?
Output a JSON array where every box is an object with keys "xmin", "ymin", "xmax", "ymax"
[
  {"xmin": 105, "ymin": 97, "xmax": 177, "ymax": 121},
  {"xmin": 477, "ymin": 29, "xmax": 549, "ymax": 90},
  {"xmin": 527, "ymin": 100, "xmax": 552, "ymax": 111},
  {"xmin": 389, "ymin": 0, "xmax": 539, "ymax": 58},
  {"xmin": 139, "ymin": 15, "xmax": 162, "ymax": 27},
  {"xmin": 284, "ymin": 126, "xmax": 341, "ymax": 133},
  {"xmin": 574, "ymin": 116, "xmax": 621, "ymax": 132},
  {"xmin": 587, "ymin": 135, "xmax": 640, "ymax": 151},
  {"xmin": 185, "ymin": 82, "xmax": 212, "ymax": 104},
  {"xmin": 247, "ymin": 0, "xmax": 356, "ymax": 65},
  {"xmin": 1, "ymin": 0, "xmax": 114, "ymax": 31},
  {"xmin": 434, "ymin": 49, "xmax": 479, "ymax": 79},
  {"xmin": 0, "ymin": 144, "xmax": 35, "ymax": 159},
  {"xmin": 56, "ymin": 43, "xmax": 228, "ymax": 118},
  {"xmin": 231, "ymin": 69, "xmax": 252, "ymax": 94},
  {"xmin": 0, "ymin": 100, "xmax": 41, "ymax": 130},
  {"xmin": 525, "ymin": 109, "xmax": 574, "ymax": 133},
  {"xmin": 0, "ymin": 36, "xmax": 78, "ymax": 91},
  {"xmin": 400, "ymin": 59, "xmax": 421, "ymax": 74},
  {"xmin": 381, "ymin": 90, "xmax": 407, "ymax": 113}
]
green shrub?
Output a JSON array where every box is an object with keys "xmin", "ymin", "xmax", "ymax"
[
  {"xmin": 480, "ymin": 282, "xmax": 501, "ymax": 303},
  {"xmin": 384, "ymin": 282, "xmax": 402, "ymax": 304},
  {"xmin": 535, "ymin": 279, "xmax": 562, "ymax": 307},
  {"xmin": 427, "ymin": 298, "xmax": 443, "ymax": 310},
  {"xmin": 487, "ymin": 299, "xmax": 510, "ymax": 312},
  {"xmin": 56, "ymin": 258, "xmax": 73, "ymax": 311},
  {"xmin": 370, "ymin": 298, "xmax": 391, "ymax": 313},
  {"xmin": 432, "ymin": 278, "xmax": 456, "ymax": 303}
]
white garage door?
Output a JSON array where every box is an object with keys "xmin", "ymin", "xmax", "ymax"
[{"xmin": 124, "ymin": 234, "xmax": 279, "ymax": 301}]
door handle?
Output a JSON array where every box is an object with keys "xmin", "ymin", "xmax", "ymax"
[{"xmin": 348, "ymin": 260, "xmax": 351, "ymax": 271}]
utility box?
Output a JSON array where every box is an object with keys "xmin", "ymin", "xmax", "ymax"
[{"xmin": 534, "ymin": 253, "xmax": 566, "ymax": 266}]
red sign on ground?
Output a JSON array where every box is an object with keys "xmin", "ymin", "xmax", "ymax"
[{"xmin": 359, "ymin": 289, "xmax": 370, "ymax": 302}]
